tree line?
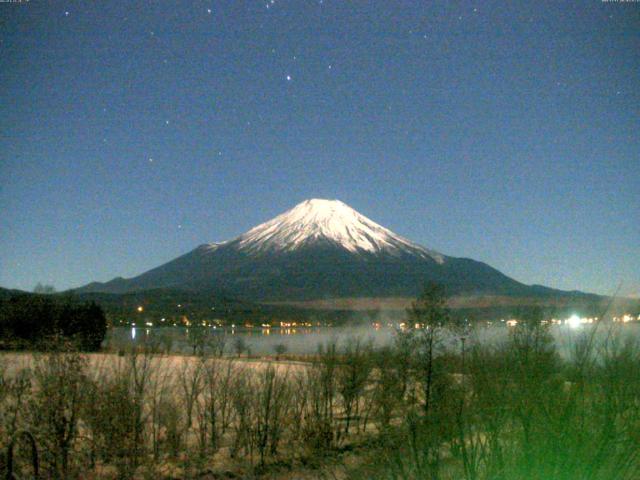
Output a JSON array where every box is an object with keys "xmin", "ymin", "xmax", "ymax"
[{"xmin": 0, "ymin": 293, "xmax": 107, "ymax": 351}]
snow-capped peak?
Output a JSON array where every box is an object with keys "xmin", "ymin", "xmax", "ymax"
[{"xmin": 235, "ymin": 199, "xmax": 444, "ymax": 262}]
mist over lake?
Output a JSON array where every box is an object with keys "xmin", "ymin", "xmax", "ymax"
[{"xmin": 106, "ymin": 322, "xmax": 640, "ymax": 357}]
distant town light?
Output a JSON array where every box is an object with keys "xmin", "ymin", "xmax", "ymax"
[
  {"xmin": 137, "ymin": 306, "xmax": 144, "ymax": 312},
  {"xmin": 568, "ymin": 314, "xmax": 581, "ymax": 329}
]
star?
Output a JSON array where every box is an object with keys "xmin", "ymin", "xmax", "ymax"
[
  {"xmin": 149, "ymin": 157, "xmax": 154, "ymax": 163},
  {"xmin": 165, "ymin": 120, "xmax": 170, "ymax": 125},
  {"xmin": 286, "ymin": 75, "xmax": 292, "ymax": 81},
  {"xmin": 207, "ymin": 8, "xmax": 212, "ymax": 14},
  {"xmin": 65, "ymin": 11, "xmax": 69, "ymax": 16}
]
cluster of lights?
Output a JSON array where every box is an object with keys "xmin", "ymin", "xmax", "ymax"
[
  {"xmin": 562, "ymin": 315, "xmax": 598, "ymax": 328},
  {"xmin": 279, "ymin": 321, "xmax": 314, "ymax": 328},
  {"xmin": 613, "ymin": 314, "xmax": 638, "ymax": 323},
  {"xmin": 502, "ymin": 315, "xmax": 600, "ymax": 329},
  {"xmin": 119, "ymin": 310, "xmax": 638, "ymax": 334}
]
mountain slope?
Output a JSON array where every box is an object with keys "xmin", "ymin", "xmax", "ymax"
[{"xmin": 76, "ymin": 199, "xmax": 572, "ymax": 301}]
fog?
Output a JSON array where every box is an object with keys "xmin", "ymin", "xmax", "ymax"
[{"xmin": 106, "ymin": 322, "xmax": 640, "ymax": 357}]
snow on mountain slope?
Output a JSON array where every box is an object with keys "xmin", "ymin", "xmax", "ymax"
[
  {"xmin": 202, "ymin": 241, "xmax": 228, "ymax": 252},
  {"xmin": 234, "ymin": 199, "xmax": 445, "ymax": 262}
]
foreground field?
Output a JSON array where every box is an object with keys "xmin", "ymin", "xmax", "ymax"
[
  {"xmin": 1, "ymin": 346, "xmax": 372, "ymax": 479},
  {"xmin": 2, "ymin": 317, "xmax": 640, "ymax": 479}
]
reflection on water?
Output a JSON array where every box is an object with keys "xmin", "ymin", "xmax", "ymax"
[
  {"xmin": 108, "ymin": 325, "xmax": 395, "ymax": 355},
  {"xmin": 105, "ymin": 322, "xmax": 640, "ymax": 357}
]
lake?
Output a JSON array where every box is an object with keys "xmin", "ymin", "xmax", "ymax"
[{"xmin": 105, "ymin": 321, "xmax": 640, "ymax": 356}]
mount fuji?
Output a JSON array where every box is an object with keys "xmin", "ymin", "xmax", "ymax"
[{"xmin": 77, "ymin": 199, "xmax": 575, "ymax": 301}]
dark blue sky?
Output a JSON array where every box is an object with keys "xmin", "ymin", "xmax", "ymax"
[{"xmin": 1, "ymin": 1, "xmax": 638, "ymax": 296}]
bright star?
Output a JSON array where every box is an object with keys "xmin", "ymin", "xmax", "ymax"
[{"xmin": 286, "ymin": 75, "xmax": 291, "ymax": 81}]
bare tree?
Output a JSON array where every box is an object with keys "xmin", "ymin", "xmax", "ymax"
[
  {"xmin": 273, "ymin": 343, "xmax": 288, "ymax": 360},
  {"xmin": 233, "ymin": 337, "xmax": 248, "ymax": 358},
  {"xmin": 336, "ymin": 337, "xmax": 372, "ymax": 438},
  {"xmin": 30, "ymin": 349, "xmax": 87, "ymax": 478}
]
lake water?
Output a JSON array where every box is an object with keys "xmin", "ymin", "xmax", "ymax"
[
  {"xmin": 105, "ymin": 322, "xmax": 640, "ymax": 357},
  {"xmin": 106, "ymin": 325, "xmax": 396, "ymax": 355}
]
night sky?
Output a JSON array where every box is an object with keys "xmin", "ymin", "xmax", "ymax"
[{"xmin": 1, "ymin": 1, "xmax": 638, "ymax": 296}]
